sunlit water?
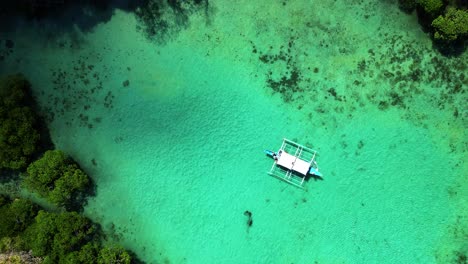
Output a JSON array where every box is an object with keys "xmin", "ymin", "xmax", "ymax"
[{"xmin": 1, "ymin": 1, "xmax": 466, "ymax": 263}]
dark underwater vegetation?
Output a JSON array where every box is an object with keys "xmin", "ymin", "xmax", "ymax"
[{"xmin": 0, "ymin": 0, "xmax": 466, "ymax": 263}]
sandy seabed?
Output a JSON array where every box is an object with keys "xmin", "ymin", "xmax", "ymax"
[{"xmin": 1, "ymin": 0, "xmax": 466, "ymax": 263}]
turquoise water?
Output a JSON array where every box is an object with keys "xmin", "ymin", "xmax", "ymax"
[{"xmin": 1, "ymin": 1, "xmax": 466, "ymax": 263}]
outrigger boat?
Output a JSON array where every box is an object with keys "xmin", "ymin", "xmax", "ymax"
[{"xmin": 265, "ymin": 138, "xmax": 322, "ymax": 189}]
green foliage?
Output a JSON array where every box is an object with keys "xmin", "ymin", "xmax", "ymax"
[
  {"xmin": 23, "ymin": 150, "xmax": 91, "ymax": 209},
  {"xmin": 417, "ymin": 0, "xmax": 444, "ymax": 16},
  {"xmin": 0, "ymin": 254, "xmax": 22, "ymax": 264},
  {"xmin": 0, "ymin": 74, "xmax": 29, "ymax": 108},
  {"xmin": 0, "ymin": 74, "xmax": 40, "ymax": 170},
  {"xmin": 49, "ymin": 164, "xmax": 90, "ymax": 207},
  {"xmin": 0, "ymin": 194, "xmax": 9, "ymax": 207},
  {"xmin": 0, "ymin": 198, "xmax": 38, "ymax": 238},
  {"xmin": 0, "ymin": 197, "xmax": 135, "ymax": 263},
  {"xmin": 23, "ymin": 210, "xmax": 134, "ymax": 263},
  {"xmin": 98, "ymin": 246, "xmax": 132, "ymax": 264},
  {"xmin": 64, "ymin": 242, "xmax": 99, "ymax": 264},
  {"xmin": 135, "ymin": 0, "xmax": 208, "ymax": 43},
  {"xmin": 0, "ymin": 205, "xmax": 134, "ymax": 263},
  {"xmin": 432, "ymin": 7, "xmax": 468, "ymax": 41},
  {"xmin": 0, "ymin": 236, "xmax": 15, "ymax": 252},
  {"xmin": 24, "ymin": 150, "xmax": 67, "ymax": 197},
  {"xmin": 0, "ymin": 236, "xmax": 24, "ymax": 252},
  {"xmin": 24, "ymin": 211, "xmax": 96, "ymax": 261}
]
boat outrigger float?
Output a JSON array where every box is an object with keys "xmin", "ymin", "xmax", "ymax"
[{"xmin": 265, "ymin": 138, "xmax": 322, "ymax": 189}]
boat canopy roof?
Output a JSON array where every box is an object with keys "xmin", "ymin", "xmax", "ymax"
[
  {"xmin": 276, "ymin": 150, "xmax": 310, "ymax": 175},
  {"xmin": 267, "ymin": 138, "xmax": 320, "ymax": 189}
]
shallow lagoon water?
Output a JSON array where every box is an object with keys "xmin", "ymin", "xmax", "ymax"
[{"xmin": 1, "ymin": 1, "xmax": 466, "ymax": 263}]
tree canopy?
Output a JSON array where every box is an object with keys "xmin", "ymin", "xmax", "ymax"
[
  {"xmin": 398, "ymin": 0, "xmax": 467, "ymax": 54},
  {"xmin": 23, "ymin": 210, "xmax": 133, "ymax": 263},
  {"xmin": 23, "ymin": 150, "xmax": 91, "ymax": 210},
  {"xmin": 0, "ymin": 74, "xmax": 40, "ymax": 170},
  {"xmin": 24, "ymin": 210, "xmax": 96, "ymax": 262},
  {"xmin": 97, "ymin": 246, "xmax": 132, "ymax": 264},
  {"xmin": 418, "ymin": 0, "xmax": 444, "ymax": 17},
  {"xmin": 0, "ymin": 72, "xmax": 136, "ymax": 262},
  {"xmin": 0, "ymin": 197, "xmax": 134, "ymax": 264},
  {"xmin": 0, "ymin": 196, "xmax": 39, "ymax": 238},
  {"xmin": 432, "ymin": 7, "xmax": 468, "ymax": 41}
]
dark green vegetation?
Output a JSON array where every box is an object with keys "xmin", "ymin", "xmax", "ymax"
[
  {"xmin": 0, "ymin": 74, "xmax": 137, "ymax": 263},
  {"xmin": 398, "ymin": 0, "xmax": 467, "ymax": 54},
  {"xmin": 0, "ymin": 195, "xmax": 132, "ymax": 264},
  {"xmin": 24, "ymin": 211, "xmax": 129, "ymax": 264},
  {"xmin": 135, "ymin": 0, "xmax": 210, "ymax": 43},
  {"xmin": 0, "ymin": 74, "xmax": 40, "ymax": 171},
  {"xmin": 23, "ymin": 150, "xmax": 93, "ymax": 211},
  {"xmin": 354, "ymin": 35, "xmax": 466, "ymax": 117},
  {"xmin": 253, "ymin": 38, "xmax": 308, "ymax": 103},
  {"xmin": 432, "ymin": 7, "xmax": 468, "ymax": 41},
  {"xmin": 45, "ymin": 58, "xmax": 110, "ymax": 129},
  {"xmin": 0, "ymin": 197, "xmax": 38, "ymax": 239},
  {"xmin": 252, "ymin": 13, "xmax": 466, "ymax": 134},
  {"xmin": 0, "ymin": 74, "xmax": 95, "ymax": 211}
]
